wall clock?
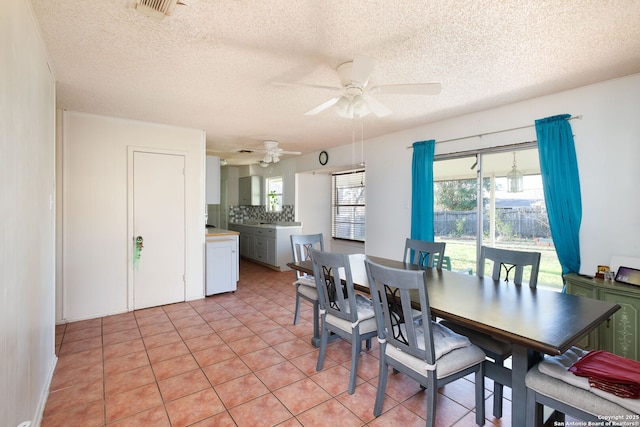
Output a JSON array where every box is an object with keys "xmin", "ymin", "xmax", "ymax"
[{"xmin": 319, "ymin": 150, "xmax": 328, "ymax": 165}]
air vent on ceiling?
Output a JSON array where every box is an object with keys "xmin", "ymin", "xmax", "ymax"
[{"xmin": 129, "ymin": 0, "xmax": 179, "ymax": 19}]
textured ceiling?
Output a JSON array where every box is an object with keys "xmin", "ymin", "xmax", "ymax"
[{"xmin": 31, "ymin": 0, "xmax": 640, "ymax": 165}]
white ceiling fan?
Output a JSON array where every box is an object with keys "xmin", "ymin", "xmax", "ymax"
[
  {"xmin": 240, "ymin": 140, "xmax": 302, "ymax": 164},
  {"xmin": 274, "ymin": 55, "xmax": 441, "ymax": 119}
]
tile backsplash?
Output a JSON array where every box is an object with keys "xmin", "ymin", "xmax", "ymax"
[{"xmin": 229, "ymin": 205, "xmax": 295, "ymax": 223}]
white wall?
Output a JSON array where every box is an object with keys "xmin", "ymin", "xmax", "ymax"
[
  {"xmin": 1, "ymin": 0, "xmax": 57, "ymax": 425},
  {"xmin": 60, "ymin": 111, "xmax": 205, "ymax": 321},
  {"xmin": 295, "ymin": 172, "xmax": 331, "ymax": 244},
  {"xmin": 292, "ymin": 74, "xmax": 640, "ymax": 274}
]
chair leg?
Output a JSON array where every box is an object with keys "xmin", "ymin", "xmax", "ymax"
[
  {"xmin": 312, "ymin": 300, "xmax": 319, "ymax": 339},
  {"xmin": 293, "ymin": 287, "xmax": 301, "ymax": 325},
  {"xmin": 492, "ymin": 357, "xmax": 505, "ymax": 418},
  {"xmin": 526, "ymin": 389, "xmax": 545, "ymax": 427},
  {"xmin": 316, "ymin": 319, "xmax": 328, "ymax": 372},
  {"xmin": 373, "ymin": 357, "xmax": 388, "ymax": 416},
  {"xmin": 475, "ymin": 365, "xmax": 485, "ymax": 426},
  {"xmin": 426, "ymin": 375, "xmax": 437, "ymax": 427},
  {"xmin": 348, "ymin": 332, "xmax": 361, "ymax": 394}
]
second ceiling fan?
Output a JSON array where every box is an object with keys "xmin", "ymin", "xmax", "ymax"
[{"xmin": 275, "ymin": 55, "xmax": 441, "ymax": 119}]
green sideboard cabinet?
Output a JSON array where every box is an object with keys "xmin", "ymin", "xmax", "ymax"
[{"xmin": 565, "ymin": 273, "xmax": 640, "ymax": 361}]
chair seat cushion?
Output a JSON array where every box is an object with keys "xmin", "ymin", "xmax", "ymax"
[
  {"xmin": 293, "ymin": 275, "xmax": 317, "ymax": 288},
  {"xmin": 532, "ymin": 346, "xmax": 640, "ymax": 414},
  {"xmin": 396, "ymin": 321, "xmax": 472, "ymax": 359},
  {"xmin": 326, "ymin": 295, "xmax": 376, "ymax": 334},
  {"xmin": 439, "ymin": 320, "xmax": 511, "ymax": 358},
  {"xmin": 296, "ymin": 283, "xmax": 319, "ymax": 301},
  {"xmin": 527, "ymin": 363, "xmax": 637, "ymax": 417},
  {"xmin": 386, "ymin": 341, "xmax": 485, "ymax": 379}
]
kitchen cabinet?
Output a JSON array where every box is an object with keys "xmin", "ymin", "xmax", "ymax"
[
  {"xmin": 205, "ymin": 230, "xmax": 239, "ymax": 295},
  {"xmin": 206, "ymin": 155, "xmax": 220, "ymax": 204},
  {"xmin": 239, "ymin": 176, "xmax": 262, "ymax": 206},
  {"xmin": 565, "ymin": 273, "xmax": 640, "ymax": 360},
  {"xmin": 228, "ymin": 223, "xmax": 301, "ymax": 271}
]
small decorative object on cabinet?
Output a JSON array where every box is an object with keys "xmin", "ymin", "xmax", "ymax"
[{"xmin": 565, "ymin": 273, "xmax": 640, "ymax": 361}]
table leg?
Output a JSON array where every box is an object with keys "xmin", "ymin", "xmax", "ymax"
[{"xmin": 511, "ymin": 345, "xmax": 543, "ymax": 426}]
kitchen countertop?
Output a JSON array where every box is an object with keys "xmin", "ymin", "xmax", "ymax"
[
  {"xmin": 228, "ymin": 221, "xmax": 302, "ymax": 229},
  {"xmin": 206, "ymin": 228, "xmax": 239, "ymax": 237}
]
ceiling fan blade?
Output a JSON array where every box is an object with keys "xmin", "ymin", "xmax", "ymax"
[
  {"xmin": 279, "ymin": 150, "xmax": 302, "ymax": 155},
  {"xmin": 371, "ymin": 83, "xmax": 442, "ymax": 95},
  {"xmin": 272, "ymin": 81, "xmax": 341, "ymax": 91},
  {"xmin": 351, "ymin": 55, "xmax": 377, "ymax": 86},
  {"xmin": 362, "ymin": 94, "xmax": 392, "ymax": 117},
  {"xmin": 304, "ymin": 97, "xmax": 340, "ymax": 115}
]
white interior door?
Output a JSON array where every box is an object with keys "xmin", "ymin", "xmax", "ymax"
[{"xmin": 133, "ymin": 151, "xmax": 185, "ymax": 309}]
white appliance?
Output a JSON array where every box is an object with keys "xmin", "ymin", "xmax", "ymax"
[{"xmin": 205, "ymin": 233, "xmax": 238, "ymax": 295}]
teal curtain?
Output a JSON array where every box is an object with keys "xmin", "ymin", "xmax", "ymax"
[
  {"xmin": 535, "ymin": 114, "xmax": 582, "ymax": 290},
  {"xmin": 411, "ymin": 140, "xmax": 435, "ymax": 241}
]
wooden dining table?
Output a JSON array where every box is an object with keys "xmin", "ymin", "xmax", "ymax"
[{"xmin": 287, "ymin": 255, "xmax": 621, "ymax": 427}]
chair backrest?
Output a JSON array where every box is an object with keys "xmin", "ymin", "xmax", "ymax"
[
  {"xmin": 309, "ymin": 249, "xmax": 359, "ymax": 324},
  {"xmin": 364, "ymin": 258, "xmax": 436, "ymax": 365},
  {"xmin": 290, "ymin": 233, "xmax": 324, "ymax": 280},
  {"xmin": 478, "ymin": 246, "xmax": 541, "ymax": 288},
  {"xmin": 403, "ymin": 238, "xmax": 446, "ymax": 269}
]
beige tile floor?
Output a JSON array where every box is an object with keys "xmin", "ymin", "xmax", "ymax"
[{"xmin": 44, "ymin": 259, "xmax": 517, "ymax": 427}]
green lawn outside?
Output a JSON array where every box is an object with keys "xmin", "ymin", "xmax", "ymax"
[{"xmin": 437, "ymin": 238, "xmax": 564, "ymax": 289}]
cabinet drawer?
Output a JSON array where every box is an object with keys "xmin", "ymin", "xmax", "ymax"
[
  {"xmin": 254, "ymin": 228, "xmax": 275, "ymax": 237},
  {"xmin": 254, "ymin": 236, "xmax": 271, "ymax": 262}
]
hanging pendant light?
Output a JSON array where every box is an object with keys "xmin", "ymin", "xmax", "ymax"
[{"xmin": 506, "ymin": 152, "xmax": 523, "ymax": 193}]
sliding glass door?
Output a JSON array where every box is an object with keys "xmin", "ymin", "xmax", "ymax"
[{"xmin": 433, "ymin": 147, "xmax": 563, "ymax": 289}]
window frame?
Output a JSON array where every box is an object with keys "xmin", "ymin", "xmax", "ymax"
[
  {"xmin": 331, "ymin": 169, "xmax": 366, "ymax": 242},
  {"xmin": 265, "ymin": 176, "xmax": 283, "ymax": 212}
]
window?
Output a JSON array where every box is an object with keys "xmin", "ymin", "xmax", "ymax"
[
  {"xmin": 433, "ymin": 147, "xmax": 563, "ymax": 289},
  {"xmin": 266, "ymin": 176, "xmax": 283, "ymax": 212},
  {"xmin": 332, "ymin": 169, "xmax": 365, "ymax": 241}
]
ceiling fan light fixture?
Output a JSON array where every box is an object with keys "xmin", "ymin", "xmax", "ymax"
[
  {"xmin": 351, "ymin": 94, "xmax": 370, "ymax": 118},
  {"xmin": 263, "ymin": 153, "xmax": 272, "ymax": 163},
  {"xmin": 259, "ymin": 161, "xmax": 269, "ymax": 168},
  {"xmin": 335, "ymin": 96, "xmax": 351, "ymax": 118}
]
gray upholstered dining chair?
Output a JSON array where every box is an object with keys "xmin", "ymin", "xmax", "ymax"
[
  {"xmin": 440, "ymin": 245, "xmax": 541, "ymax": 418},
  {"xmin": 309, "ymin": 249, "xmax": 377, "ymax": 395},
  {"xmin": 364, "ymin": 258, "xmax": 486, "ymax": 427},
  {"xmin": 525, "ymin": 347, "xmax": 637, "ymax": 427},
  {"xmin": 403, "ymin": 238, "xmax": 446, "ymax": 269},
  {"xmin": 290, "ymin": 233, "xmax": 324, "ymax": 339}
]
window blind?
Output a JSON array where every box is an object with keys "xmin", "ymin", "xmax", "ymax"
[{"xmin": 332, "ymin": 169, "xmax": 365, "ymax": 242}]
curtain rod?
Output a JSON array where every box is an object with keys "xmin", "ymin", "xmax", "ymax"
[{"xmin": 407, "ymin": 115, "xmax": 582, "ymax": 148}]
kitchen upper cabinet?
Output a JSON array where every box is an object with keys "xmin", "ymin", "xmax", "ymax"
[
  {"xmin": 206, "ymin": 155, "xmax": 220, "ymax": 204},
  {"xmin": 239, "ymin": 176, "xmax": 263, "ymax": 206}
]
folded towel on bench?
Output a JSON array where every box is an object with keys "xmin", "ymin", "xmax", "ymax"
[
  {"xmin": 569, "ymin": 350, "xmax": 640, "ymax": 398},
  {"xmin": 538, "ymin": 347, "xmax": 640, "ymax": 413}
]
